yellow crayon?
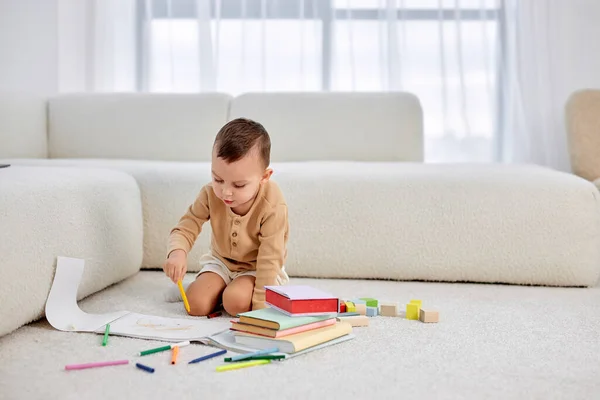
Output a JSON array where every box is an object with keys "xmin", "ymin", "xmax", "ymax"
[
  {"xmin": 216, "ymin": 359, "xmax": 270, "ymax": 372},
  {"xmin": 178, "ymin": 280, "xmax": 190, "ymax": 313}
]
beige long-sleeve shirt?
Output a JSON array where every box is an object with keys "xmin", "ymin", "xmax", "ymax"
[{"xmin": 167, "ymin": 181, "xmax": 289, "ymax": 309}]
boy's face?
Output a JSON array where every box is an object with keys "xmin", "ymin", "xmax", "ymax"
[{"xmin": 211, "ymin": 145, "xmax": 272, "ymax": 214}]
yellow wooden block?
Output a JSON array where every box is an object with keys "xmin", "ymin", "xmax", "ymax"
[
  {"xmin": 355, "ymin": 304, "xmax": 367, "ymax": 315},
  {"xmin": 410, "ymin": 299, "xmax": 422, "ymax": 307},
  {"xmin": 406, "ymin": 303, "xmax": 420, "ymax": 320},
  {"xmin": 346, "ymin": 301, "xmax": 356, "ymax": 313},
  {"xmin": 419, "ymin": 309, "xmax": 439, "ymax": 323}
]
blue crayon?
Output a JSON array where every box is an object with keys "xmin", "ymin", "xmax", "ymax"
[
  {"xmin": 188, "ymin": 349, "xmax": 227, "ymax": 364},
  {"xmin": 136, "ymin": 363, "xmax": 155, "ymax": 373}
]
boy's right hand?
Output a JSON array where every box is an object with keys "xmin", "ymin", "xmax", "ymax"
[{"xmin": 163, "ymin": 249, "xmax": 188, "ymax": 283}]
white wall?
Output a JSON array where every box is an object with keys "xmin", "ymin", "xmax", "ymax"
[
  {"xmin": 0, "ymin": 0, "xmax": 57, "ymax": 157},
  {"xmin": 0, "ymin": 0, "xmax": 58, "ymax": 95}
]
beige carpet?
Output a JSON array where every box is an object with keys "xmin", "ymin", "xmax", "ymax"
[{"xmin": 1, "ymin": 271, "xmax": 600, "ymax": 400}]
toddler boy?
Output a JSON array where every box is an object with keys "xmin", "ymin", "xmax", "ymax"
[{"xmin": 163, "ymin": 118, "xmax": 289, "ymax": 316}]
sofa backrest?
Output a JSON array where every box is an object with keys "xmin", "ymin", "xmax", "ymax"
[
  {"xmin": 0, "ymin": 93, "xmax": 47, "ymax": 158},
  {"xmin": 230, "ymin": 92, "xmax": 423, "ymax": 162},
  {"xmin": 566, "ymin": 89, "xmax": 600, "ymax": 181},
  {"xmin": 30, "ymin": 92, "xmax": 423, "ymax": 162},
  {"xmin": 48, "ymin": 93, "xmax": 231, "ymax": 161}
]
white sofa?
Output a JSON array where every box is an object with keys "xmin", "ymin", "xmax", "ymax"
[{"xmin": 1, "ymin": 92, "xmax": 600, "ymax": 338}]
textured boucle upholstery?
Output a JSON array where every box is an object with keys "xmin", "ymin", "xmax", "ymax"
[
  {"xmin": 0, "ymin": 166, "xmax": 143, "ymax": 336},
  {"xmin": 4, "ymin": 159, "xmax": 600, "ymax": 288}
]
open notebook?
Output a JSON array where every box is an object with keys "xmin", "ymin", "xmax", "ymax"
[{"xmin": 45, "ymin": 257, "xmax": 354, "ymax": 358}]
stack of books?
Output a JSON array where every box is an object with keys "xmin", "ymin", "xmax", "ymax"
[{"xmin": 231, "ymin": 285, "xmax": 354, "ymax": 356}]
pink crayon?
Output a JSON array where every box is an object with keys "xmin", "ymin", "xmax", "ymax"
[{"xmin": 65, "ymin": 359, "xmax": 129, "ymax": 371}]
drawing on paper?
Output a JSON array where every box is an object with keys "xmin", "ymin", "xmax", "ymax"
[{"xmin": 135, "ymin": 318, "xmax": 195, "ymax": 331}]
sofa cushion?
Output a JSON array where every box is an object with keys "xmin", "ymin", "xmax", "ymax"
[
  {"xmin": 4, "ymin": 159, "xmax": 600, "ymax": 287},
  {"xmin": 0, "ymin": 94, "xmax": 47, "ymax": 158},
  {"xmin": 48, "ymin": 93, "xmax": 232, "ymax": 161},
  {"xmin": 0, "ymin": 158, "xmax": 214, "ymax": 270},
  {"xmin": 0, "ymin": 166, "xmax": 143, "ymax": 336},
  {"xmin": 229, "ymin": 92, "xmax": 423, "ymax": 162}
]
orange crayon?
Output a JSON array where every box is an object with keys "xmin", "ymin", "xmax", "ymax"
[{"xmin": 171, "ymin": 346, "xmax": 179, "ymax": 365}]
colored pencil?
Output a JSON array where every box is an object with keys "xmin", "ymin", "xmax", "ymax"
[
  {"xmin": 171, "ymin": 346, "xmax": 179, "ymax": 365},
  {"xmin": 216, "ymin": 359, "xmax": 270, "ymax": 372},
  {"xmin": 207, "ymin": 311, "xmax": 222, "ymax": 319},
  {"xmin": 136, "ymin": 363, "xmax": 155, "ymax": 373},
  {"xmin": 138, "ymin": 341, "xmax": 190, "ymax": 356},
  {"xmin": 101, "ymin": 323, "xmax": 110, "ymax": 346},
  {"xmin": 188, "ymin": 349, "xmax": 227, "ymax": 364},
  {"xmin": 229, "ymin": 347, "xmax": 279, "ymax": 362},
  {"xmin": 139, "ymin": 345, "xmax": 170, "ymax": 356},
  {"xmin": 224, "ymin": 355, "xmax": 285, "ymax": 362},
  {"xmin": 65, "ymin": 359, "xmax": 128, "ymax": 371},
  {"xmin": 178, "ymin": 280, "xmax": 191, "ymax": 313}
]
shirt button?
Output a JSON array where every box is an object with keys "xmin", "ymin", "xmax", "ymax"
[
  {"xmin": 234, "ymin": 220, "xmax": 240, "ymax": 225},
  {"xmin": 232, "ymin": 242, "xmax": 237, "ymax": 247},
  {"xmin": 232, "ymin": 232, "xmax": 237, "ymax": 237}
]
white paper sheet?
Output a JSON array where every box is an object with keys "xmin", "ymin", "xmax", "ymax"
[
  {"xmin": 45, "ymin": 257, "xmax": 129, "ymax": 332},
  {"xmin": 97, "ymin": 312, "xmax": 230, "ymax": 342},
  {"xmin": 45, "ymin": 257, "xmax": 229, "ymax": 342}
]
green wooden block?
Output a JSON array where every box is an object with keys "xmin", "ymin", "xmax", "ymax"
[{"xmin": 360, "ymin": 298, "xmax": 378, "ymax": 307}]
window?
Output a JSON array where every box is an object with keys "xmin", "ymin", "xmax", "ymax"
[{"xmin": 140, "ymin": 0, "xmax": 501, "ymax": 162}]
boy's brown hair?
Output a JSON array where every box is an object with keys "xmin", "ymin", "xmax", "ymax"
[{"xmin": 214, "ymin": 118, "xmax": 271, "ymax": 168}]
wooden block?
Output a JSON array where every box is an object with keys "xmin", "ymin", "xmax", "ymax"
[
  {"xmin": 410, "ymin": 299, "xmax": 422, "ymax": 307},
  {"xmin": 419, "ymin": 309, "xmax": 439, "ymax": 323},
  {"xmin": 360, "ymin": 298, "xmax": 378, "ymax": 307},
  {"xmin": 339, "ymin": 302, "xmax": 346, "ymax": 313},
  {"xmin": 346, "ymin": 301, "xmax": 356, "ymax": 313},
  {"xmin": 355, "ymin": 304, "xmax": 367, "ymax": 315},
  {"xmin": 406, "ymin": 303, "xmax": 420, "ymax": 320},
  {"xmin": 366, "ymin": 306, "xmax": 378, "ymax": 317},
  {"xmin": 380, "ymin": 303, "xmax": 398, "ymax": 317},
  {"xmin": 336, "ymin": 315, "xmax": 369, "ymax": 327}
]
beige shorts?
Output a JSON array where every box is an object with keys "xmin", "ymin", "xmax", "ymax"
[{"xmin": 196, "ymin": 253, "xmax": 289, "ymax": 286}]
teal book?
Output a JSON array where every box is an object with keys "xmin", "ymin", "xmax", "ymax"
[{"xmin": 238, "ymin": 308, "xmax": 333, "ymax": 331}]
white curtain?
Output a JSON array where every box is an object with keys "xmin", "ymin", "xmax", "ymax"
[
  {"xmin": 58, "ymin": 0, "xmax": 137, "ymax": 92},
  {"xmin": 57, "ymin": 0, "xmax": 600, "ymax": 168},
  {"xmin": 500, "ymin": 0, "xmax": 600, "ymax": 171}
]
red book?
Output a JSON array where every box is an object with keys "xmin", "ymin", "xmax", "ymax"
[{"xmin": 265, "ymin": 285, "xmax": 339, "ymax": 316}]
